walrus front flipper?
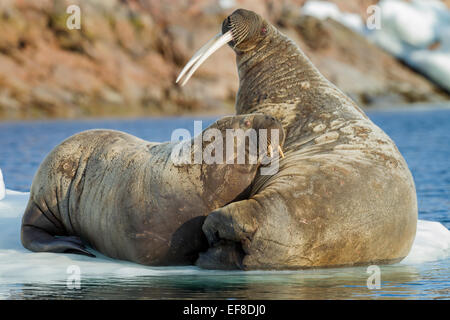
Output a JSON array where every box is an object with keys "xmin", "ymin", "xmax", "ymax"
[
  {"xmin": 21, "ymin": 201, "xmax": 95, "ymax": 257},
  {"xmin": 196, "ymin": 241, "xmax": 245, "ymax": 270},
  {"xmin": 22, "ymin": 225, "xmax": 95, "ymax": 257},
  {"xmin": 196, "ymin": 199, "xmax": 259, "ymax": 270}
]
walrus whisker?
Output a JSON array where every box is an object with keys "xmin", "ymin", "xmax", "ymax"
[
  {"xmin": 232, "ymin": 21, "xmax": 249, "ymax": 47},
  {"xmin": 177, "ymin": 31, "xmax": 233, "ymax": 86},
  {"xmin": 267, "ymin": 144, "xmax": 284, "ymax": 158},
  {"xmin": 268, "ymin": 144, "xmax": 273, "ymax": 157},
  {"xmin": 278, "ymin": 146, "xmax": 285, "ymax": 158}
]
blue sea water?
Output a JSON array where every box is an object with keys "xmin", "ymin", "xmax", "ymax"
[{"xmin": 0, "ymin": 107, "xmax": 449, "ymax": 299}]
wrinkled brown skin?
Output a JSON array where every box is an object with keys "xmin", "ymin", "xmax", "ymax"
[
  {"xmin": 20, "ymin": 114, "xmax": 285, "ymax": 265},
  {"xmin": 196, "ymin": 9, "xmax": 418, "ymax": 270}
]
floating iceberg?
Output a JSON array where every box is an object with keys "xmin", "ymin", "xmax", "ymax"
[{"xmin": 0, "ymin": 187, "xmax": 449, "ymax": 285}]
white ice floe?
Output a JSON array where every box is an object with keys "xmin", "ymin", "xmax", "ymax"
[
  {"xmin": 0, "ymin": 190, "xmax": 205, "ymax": 284},
  {"xmin": 0, "ymin": 169, "xmax": 5, "ymax": 201},
  {"xmin": 0, "ymin": 188, "xmax": 449, "ymax": 285},
  {"xmin": 301, "ymin": 0, "xmax": 450, "ymax": 92},
  {"xmin": 401, "ymin": 220, "xmax": 450, "ymax": 264}
]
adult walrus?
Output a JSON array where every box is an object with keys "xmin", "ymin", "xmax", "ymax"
[
  {"xmin": 20, "ymin": 114, "xmax": 285, "ymax": 265},
  {"xmin": 177, "ymin": 9, "xmax": 418, "ymax": 269}
]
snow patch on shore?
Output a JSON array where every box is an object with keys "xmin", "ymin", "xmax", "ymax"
[
  {"xmin": 302, "ymin": 1, "xmax": 365, "ymax": 33},
  {"xmin": 301, "ymin": 0, "xmax": 450, "ymax": 91}
]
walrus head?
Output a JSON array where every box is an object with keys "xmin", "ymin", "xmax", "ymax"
[
  {"xmin": 176, "ymin": 9, "xmax": 272, "ymax": 86},
  {"xmin": 177, "ymin": 9, "xmax": 336, "ymax": 123},
  {"xmin": 221, "ymin": 9, "xmax": 272, "ymax": 52},
  {"xmin": 208, "ymin": 114, "xmax": 285, "ymax": 165},
  {"xmin": 193, "ymin": 114, "xmax": 285, "ymax": 207}
]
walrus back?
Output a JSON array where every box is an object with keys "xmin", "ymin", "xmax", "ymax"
[{"xmin": 21, "ymin": 129, "xmax": 153, "ymax": 258}]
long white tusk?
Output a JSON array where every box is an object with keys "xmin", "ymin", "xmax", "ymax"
[
  {"xmin": 176, "ymin": 31, "xmax": 233, "ymax": 86},
  {"xmin": 176, "ymin": 33, "xmax": 221, "ymax": 84}
]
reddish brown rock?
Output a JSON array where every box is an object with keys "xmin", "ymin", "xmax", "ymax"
[{"xmin": 0, "ymin": 0, "xmax": 447, "ymax": 120}]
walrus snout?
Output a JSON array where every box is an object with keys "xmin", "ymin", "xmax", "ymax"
[
  {"xmin": 251, "ymin": 115, "xmax": 285, "ymax": 145},
  {"xmin": 245, "ymin": 114, "xmax": 285, "ymax": 160},
  {"xmin": 221, "ymin": 9, "xmax": 249, "ymax": 48},
  {"xmin": 211, "ymin": 115, "xmax": 285, "ymax": 161},
  {"xmin": 221, "ymin": 9, "xmax": 263, "ymax": 49}
]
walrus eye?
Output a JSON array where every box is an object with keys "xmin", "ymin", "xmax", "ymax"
[{"xmin": 261, "ymin": 27, "xmax": 267, "ymax": 35}]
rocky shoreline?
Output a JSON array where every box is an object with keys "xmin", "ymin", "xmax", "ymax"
[{"xmin": 0, "ymin": 0, "xmax": 448, "ymax": 121}]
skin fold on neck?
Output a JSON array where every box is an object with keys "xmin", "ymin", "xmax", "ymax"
[{"xmin": 234, "ymin": 27, "xmax": 366, "ymax": 138}]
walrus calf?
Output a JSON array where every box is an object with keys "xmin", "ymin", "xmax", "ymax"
[
  {"xmin": 21, "ymin": 114, "xmax": 285, "ymax": 265},
  {"xmin": 177, "ymin": 9, "xmax": 418, "ymax": 269}
]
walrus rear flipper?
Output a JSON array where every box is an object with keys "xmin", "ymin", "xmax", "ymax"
[{"xmin": 21, "ymin": 201, "xmax": 95, "ymax": 257}]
